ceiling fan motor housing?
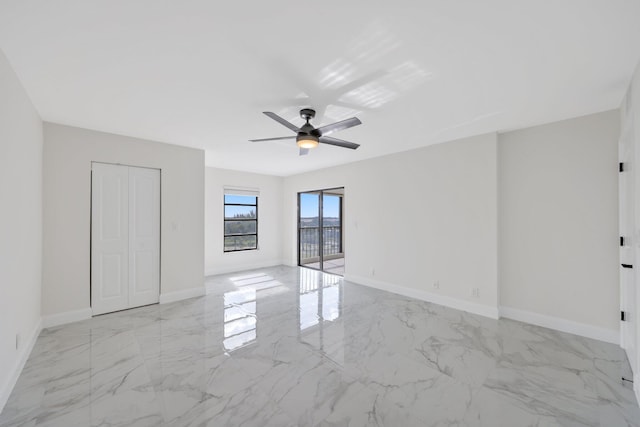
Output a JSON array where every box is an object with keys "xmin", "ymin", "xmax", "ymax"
[{"xmin": 300, "ymin": 122, "xmax": 316, "ymax": 134}]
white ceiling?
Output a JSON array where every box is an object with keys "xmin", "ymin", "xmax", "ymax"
[{"xmin": 1, "ymin": 1, "xmax": 639, "ymax": 176}]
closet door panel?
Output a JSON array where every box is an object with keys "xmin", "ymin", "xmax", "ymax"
[
  {"xmin": 91, "ymin": 163, "xmax": 129, "ymax": 315},
  {"xmin": 128, "ymin": 166, "xmax": 160, "ymax": 307}
]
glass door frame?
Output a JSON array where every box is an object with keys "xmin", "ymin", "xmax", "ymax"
[{"xmin": 297, "ymin": 187, "xmax": 344, "ymax": 274}]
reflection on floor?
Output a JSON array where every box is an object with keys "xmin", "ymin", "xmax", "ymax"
[
  {"xmin": 303, "ymin": 256, "xmax": 345, "ymax": 276},
  {"xmin": 1, "ymin": 266, "xmax": 638, "ymax": 426}
]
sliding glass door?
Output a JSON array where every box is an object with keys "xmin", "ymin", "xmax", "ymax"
[
  {"xmin": 298, "ymin": 188, "xmax": 344, "ymax": 275},
  {"xmin": 299, "ymin": 192, "xmax": 321, "ymax": 269}
]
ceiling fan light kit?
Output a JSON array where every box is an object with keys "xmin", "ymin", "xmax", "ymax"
[
  {"xmin": 296, "ymin": 134, "xmax": 319, "ymax": 149},
  {"xmin": 250, "ymin": 108, "xmax": 362, "ymax": 156}
]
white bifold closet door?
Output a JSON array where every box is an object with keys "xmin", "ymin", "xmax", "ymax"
[{"xmin": 91, "ymin": 163, "xmax": 160, "ymax": 315}]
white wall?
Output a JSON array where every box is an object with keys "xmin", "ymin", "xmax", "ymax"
[
  {"xmin": 42, "ymin": 123, "xmax": 205, "ymax": 318},
  {"xmin": 498, "ymin": 110, "xmax": 620, "ymax": 339},
  {"xmin": 283, "ymin": 134, "xmax": 499, "ymax": 318},
  {"xmin": 0, "ymin": 50, "xmax": 43, "ymax": 410},
  {"xmin": 205, "ymin": 167, "xmax": 283, "ymax": 276}
]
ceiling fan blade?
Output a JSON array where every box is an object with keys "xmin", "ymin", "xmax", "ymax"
[
  {"xmin": 314, "ymin": 117, "xmax": 362, "ymax": 137},
  {"xmin": 249, "ymin": 136, "xmax": 296, "ymax": 142},
  {"xmin": 299, "ymin": 148, "xmax": 309, "ymax": 156},
  {"xmin": 263, "ymin": 112, "xmax": 300, "ymax": 133},
  {"xmin": 319, "ymin": 136, "xmax": 360, "ymax": 150}
]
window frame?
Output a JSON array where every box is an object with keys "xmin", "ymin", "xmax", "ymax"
[{"xmin": 223, "ymin": 194, "xmax": 258, "ymax": 252}]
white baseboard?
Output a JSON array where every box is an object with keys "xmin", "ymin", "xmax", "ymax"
[
  {"xmin": 41, "ymin": 288, "xmax": 208, "ymax": 327},
  {"xmin": 205, "ymin": 259, "xmax": 283, "ymax": 277},
  {"xmin": 159, "ymin": 287, "xmax": 205, "ymax": 304},
  {"xmin": 42, "ymin": 308, "xmax": 92, "ymax": 329},
  {"xmin": 499, "ymin": 306, "xmax": 619, "ymax": 345},
  {"xmin": 344, "ymin": 274, "xmax": 500, "ymax": 320},
  {"xmin": 0, "ymin": 318, "xmax": 42, "ymax": 413}
]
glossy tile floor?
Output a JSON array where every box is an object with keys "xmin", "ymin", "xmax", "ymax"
[
  {"xmin": 1, "ymin": 266, "xmax": 638, "ymax": 426},
  {"xmin": 303, "ymin": 257, "xmax": 345, "ymax": 276}
]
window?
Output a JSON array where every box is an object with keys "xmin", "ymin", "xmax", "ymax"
[{"xmin": 224, "ymin": 193, "xmax": 258, "ymax": 251}]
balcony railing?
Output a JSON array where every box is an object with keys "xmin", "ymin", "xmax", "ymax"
[{"xmin": 299, "ymin": 226, "xmax": 342, "ymax": 261}]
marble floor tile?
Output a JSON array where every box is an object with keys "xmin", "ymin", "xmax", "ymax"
[
  {"xmin": 315, "ymin": 385, "xmax": 428, "ymax": 427},
  {"xmin": 1, "ymin": 266, "xmax": 637, "ymax": 427},
  {"xmin": 483, "ymin": 360, "xmax": 601, "ymax": 426},
  {"xmin": 252, "ymin": 355, "xmax": 367, "ymax": 426},
  {"xmin": 463, "ymin": 386, "xmax": 569, "ymax": 427},
  {"xmin": 598, "ymin": 397, "xmax": 640, "ymax": 427}
]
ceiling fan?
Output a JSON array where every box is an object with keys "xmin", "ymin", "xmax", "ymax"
[{"xmin": 249, "ymin": 108, "xmax": 362, "ymax": 156}]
